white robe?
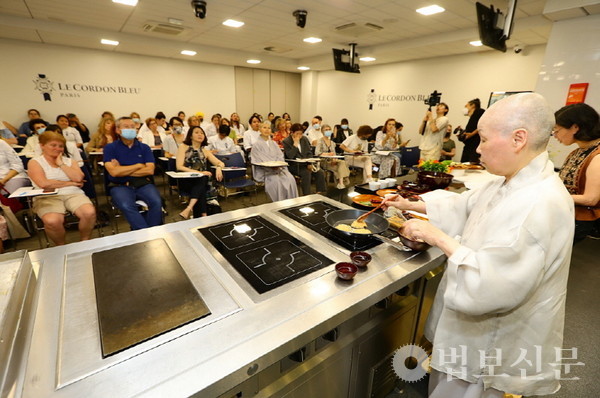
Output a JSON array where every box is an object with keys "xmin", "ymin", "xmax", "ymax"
[
  {"xmin": 424, "ymin": 152, "xmax": 574, "ymax": 396},
  {"xmin": 251, "ymin": 137, "xmax": 298, "ymax": 202}
]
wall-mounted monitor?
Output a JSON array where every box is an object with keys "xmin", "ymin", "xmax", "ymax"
[
  {"xmin": 476, "ymin": 1, "xmax": 517, "ymax": 53},
  {"xmin": 332, "ymin": 44, "xmax": 360, "ymax": 73}
]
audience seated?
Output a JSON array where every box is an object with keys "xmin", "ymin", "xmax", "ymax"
[
  {"xmin": 207, "ymin": 125, "xmax": 244, "ymax": 158},
  {"xmin": 104, "ymin": 117, "xmax": 163, "ymax": 230},
  {"xmin": 373, "ymin": 118, "xmax": 401, "ymax": 178},
  {"xmin": 56, "ymin": 114, "xmax": 84, "ymax": 149},
  {"xmin": 340, "ymin": 125, "xmax": 374, "ymax": 183},
  {"xmin": 252, "ymin": 121, "xmax": 298, "ymax": 202},
  {"xmin": 85, "ymin": 116, "xmax": 117, "ymax": 153},
  {"xmin": 27, "ymin": 130, "xmax": 96, "ymax": 245},
  {"xmin": 314, "ymin": 124, "xmax": 350, "ymax": 189},
  {"xmin": 163, "ymin": 116, "xmax": 185, "ymax": 158},
  {"xmin": 283, "ymin": 123, "xmax": 326, "ymax": 195},
  {"xmin": 176, "ymin": 126, "xmax": 225, "ymax": 219}
]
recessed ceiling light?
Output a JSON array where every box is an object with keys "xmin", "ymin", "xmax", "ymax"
[
  {"xmin": 223, "ymin": 19, "xmax": 244, "ymax": 28},
  {"xmin": 246, "ymin": 59, "xmax": 261, "ymax": 64},
  {"xmin": 469, "ymin": 40, "xmax": 483, "ymax": 47},
  {"xmin": 168, "ymin": 18, "xmax": 183, "ymax": 26},
  {"xmin": 101, "ymin": 39, "xmax": 119, "ymax": 46},
  {"xmin": 297, "ymin": 66, "xmax": 310, "ymax": 71},
  {"xmin": 359, "ymin": 56, "xmax": 376, "ymax": 62},
  {"xmin": 303, "ymin": 37, "xmax": 322, "ymax": 44},
  {"xmin": 416, "ymin": 5, "xmax": 445, "ymax": 16},
  {"xmin": 181, "ymin": 50, "xmax": 197, "ymax": 56},
  {"xmin": 112, "ymin": 0, "xmax": 138, "ymax": 6}
]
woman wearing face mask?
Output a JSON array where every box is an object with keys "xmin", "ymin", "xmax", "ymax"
[
  {"xmin": 315, "ymin": 124, "xmax": 350, "ymax": 189},
  {"xmin": 22, "ymin": 119, "xmax": 48, "ymax": 153},
  {"xmin": 130, "ymin": 112, "xmax": 142, "ymax": 131},
  {"xmin": 163, "ymin": 117, "xmax": 185, "ymax": 158},
  {"xmin": 458, "ymin": 98, "xmax": 485, "ymax": 163},
  {"xmin": 333, "ymin": 118, "xmax": 352, "ymax": 154},
  {"xmin": 340, "ymin": 125, "xmax": 374, "ymax": 183},
  {"xmin": 86, "ymin": 116, "xmax": 117, "ymax": 154},
  {"xmin": 23, "ymin": 123, "xmax": 83, "ymax": 166}
]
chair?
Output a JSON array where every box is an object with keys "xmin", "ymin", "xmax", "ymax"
[
  {"xmin": 400, "ymin": 146, "xmax": 421, "ymax": 171},
  {"xmin": 215, "ymin": 153, "xmax": 257, "ymax": 198},
  {"xmin": 33, "ymin": 169, "xmax": 105, "ymax": 247}
]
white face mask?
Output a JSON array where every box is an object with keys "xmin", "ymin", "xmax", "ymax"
[{"xmin": 463, "ymin": 107, "xmax": 469, "ymax": 116}]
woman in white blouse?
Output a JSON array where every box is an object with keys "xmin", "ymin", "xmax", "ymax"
[
  {"xmin": 27, "ymin": 130, "xmax": 96, "ymax": 245},
  {"xmin": 0, "ymin": 140, "xmax": 29, "ymax": 194},
  {"xmin": 339, "ymin": 125, "xmax": 374, "ymax": 183},
  {"xmin": 314, "ymin": 124, "xmax": 350, "ymax": 189}
]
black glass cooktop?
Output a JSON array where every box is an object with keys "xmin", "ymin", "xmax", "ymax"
[
  {"xmin": 198, "ymin": 216, "xmax": 333, "ymax": 294},
  {"xmin": 279, "ymin": 201, "xmax": 392, "ymax": 251}
]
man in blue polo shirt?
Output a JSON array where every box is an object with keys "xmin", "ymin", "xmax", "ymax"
[{"xmin": 104, "ymin": 116, "xmax": 162, "ymax": 230}]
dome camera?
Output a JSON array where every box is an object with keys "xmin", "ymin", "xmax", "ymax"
[
  {"xmin": 293, "ymin": 10, "xmax": 307, "ymax": 28},
  {"xmin": 513, "ymin": 44, "xmax": 525, "ymax": 54},
  {"xmin": 191, "ymin": 0, "xmax": 207, "ymax": 19}
]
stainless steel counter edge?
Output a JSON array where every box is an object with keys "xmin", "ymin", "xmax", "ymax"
[{"xmin": 19, "ymin": 194, "xmax": 446, "ymax": 398}]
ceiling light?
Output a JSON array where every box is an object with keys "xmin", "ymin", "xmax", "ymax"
[
  {"xmin": 223, "ymin": 19, "xmax": 244, "ymax": 28},
  {"xmin": 246, "ymin": 59, "xmax": 261, "ymax": 64},
  {"xmin": 416, "ymin": 5, "xmax": 445, "ymax": 16},
  {"xmin": 297, "ymin": 66, "xmax": 310, "ymax": 71},
  {"xmin": 112, "ymin": 0, "xmax": 138, "ymax": 6},
  {"xmin": 359, "ymin": 56, "xmax": 376, "ymax": 62},
  {"xmin": 181, "ymin": 50, "xmax": 197, "ymax": 56},
  {"xmin": 168, "ymin": 18, "xmax": 183, "ymax": 26},
  {"xmin": 469, "ymin": 40, "xmax": 483, "ymax": 47},
  {"xmin": 101, "ymin": 39, "xmax": 119, "ymax": 46},
  {"xmin": 303, "ymin": 37, "xmax": 322, "ymax": 44}
]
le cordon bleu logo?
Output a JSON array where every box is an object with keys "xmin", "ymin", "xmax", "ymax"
[
  {"xmin": 33, "ymin": 73, "xmax": 141, "ymax": 101},
  {"xmin": 367, "ymin": 88, "xmax": 434, "ymax": 110}
]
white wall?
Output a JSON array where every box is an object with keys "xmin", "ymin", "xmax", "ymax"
[
  {"xmin": 0, "ymin": 38, "xmax": 235, "ymax": 129},
  {"xmin": 301, "ymin": 45, "xmax": 546, "ymax": 159},
  {"xmin": 535, "ymin": 14, "xmax": 600, "ymax": 167}
]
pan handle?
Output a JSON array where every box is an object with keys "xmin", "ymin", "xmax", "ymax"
[{"xmin": 372, "ymin": 233, "xmax": 411, "ymax": 251}]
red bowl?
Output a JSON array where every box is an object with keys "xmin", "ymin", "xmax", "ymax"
[
  {"xmin": 416, "ymin": 171, "xmax": 454, "ymax": 190},
  {"xmin": 335, "ymin": 262, "xmax": 358, "ymax": 280},
  {"xmin": 350, "ymin": 251, "xmax": 372, "ymax": 267}
]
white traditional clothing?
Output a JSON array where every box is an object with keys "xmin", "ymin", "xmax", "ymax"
[
  {"xmin": 243, "ymin": 128, "xmax": 261, "ymax": 151},
  {"xmin": 251, "ymin": 137, "xmax": 298, "ymax": 202},
  {"xmin": 419, "ymin": 115, "xmax": 448, "ymax": 161},
  {"xmin": 207, "ymin": 135, "xmax": 243, "ymax": 157},
  {"xmin": 424, "ymin": 152, "xmax": 574, "ymax": 397},
  {"xmin": 162, "ymin": 134, "xmax": 182, "ymax": 157},
  {"xmin": 304, "ymin": 126, "xmax": 323, "ymax": 145},
  {"xmin": 204, "ymin": 123, "xmax": 219, "ymax": 138},
  {"xmin": 0, "ymin": 140, "xmax": 29, "ymax": 193},
  {"xmin": 341, "ymin": 135, "xmax": 372, "ymax": 182},
  {"xmin": 62, "ymin": 126, "xmax": 83, "ymax": 147},
  {"xmin": 138, "ymin": 128, "xmax": 167, "ymax": 149}
]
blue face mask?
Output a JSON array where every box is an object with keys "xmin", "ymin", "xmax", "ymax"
[
  {"xmin": 324, "ymin": 130, "xmax": 333, "ymax": 137},
  {"xmin": 341, "ymin": 124, "xmax": 348, "ymax": 129},
  {"xmin": 121, "ymin": 129, "xmax": 138, "ymax": 140},
  {"xmin": 132, "ymin": 118, "xmax": 141, "ymax": 124},
  {"xmin": 313, "ymin": 124, "xmax": 320, "ymax": 130},
  {"xmin": 36, "ymin": 127, "xmax": 46, "ymax": 135}
]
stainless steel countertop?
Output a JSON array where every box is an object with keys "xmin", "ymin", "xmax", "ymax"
[{"xmin": 18, "ymin": 194, "xmax": 446, "ymax": 398}]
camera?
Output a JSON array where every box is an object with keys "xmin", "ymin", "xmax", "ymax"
[
  {"xmin": 513, "ymin": 44, "xmax": 525, "ymax": 54},
  {"xmin": 191, "ymin": 0, "xmax": 207, "ymax": 19},
  {"xmin": 424, "ymin": 90, "xmax": 442, "ymax": 108},
  {"xmin": 293, "ymin": 10, "xmax": 307, "ymax": 28}
]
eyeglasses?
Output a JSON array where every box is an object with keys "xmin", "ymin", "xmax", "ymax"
[{"xmin": 551, "ymin": 127, "xmax": 564, "ymax": 136}]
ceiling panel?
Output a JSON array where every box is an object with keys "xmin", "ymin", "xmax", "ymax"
[{"xmin": 1, "ymin": 0, "xmax": 589, "ymax": 72}]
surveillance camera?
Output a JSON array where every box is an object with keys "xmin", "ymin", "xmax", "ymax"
[
  {"xmin": 293, "ymin": 10, "xmax": 307, "ymax": 28},
  {"xmin": 191, "ymin": 0, "xmax": 207, "ymax": 19},
  {"xmin": 513, "ymin": 44, "xmax": 525, "ymax": 54}
]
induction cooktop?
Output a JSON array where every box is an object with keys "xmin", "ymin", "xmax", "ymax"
[{"xmin": 198, "ymin": 216, "xmax": 333, "ymax": 294}]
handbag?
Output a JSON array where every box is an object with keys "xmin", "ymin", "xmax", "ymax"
[
  {"xmin": 0, "ymin": 188, "xmax": 24, "ymax": 213},
  {"xmin": 127, "ymin": 176, "xmax": 152, "ymax": 188}
]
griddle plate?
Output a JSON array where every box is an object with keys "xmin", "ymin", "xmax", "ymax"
[{"xmin": 92, "ymin": 238, "xmax": 211, "ymax": 357}]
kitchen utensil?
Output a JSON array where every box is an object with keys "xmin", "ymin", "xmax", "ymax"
[{"xmin": 335, "ymin": 262, "xmax": 358, "ymax": 280}]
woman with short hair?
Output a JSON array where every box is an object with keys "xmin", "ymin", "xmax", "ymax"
[{"xmin": 27, "ymin": 130, "xmax": 96, "ymax": 245}]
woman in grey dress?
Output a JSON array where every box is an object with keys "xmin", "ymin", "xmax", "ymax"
[{"xmin": 252, "ymin": 122, "xmax": 298, "ymax": 202}]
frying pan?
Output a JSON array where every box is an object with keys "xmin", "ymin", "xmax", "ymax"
[{"xmin": 326, "ymin": 209, "xmax": 409, "ymax": 251}]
